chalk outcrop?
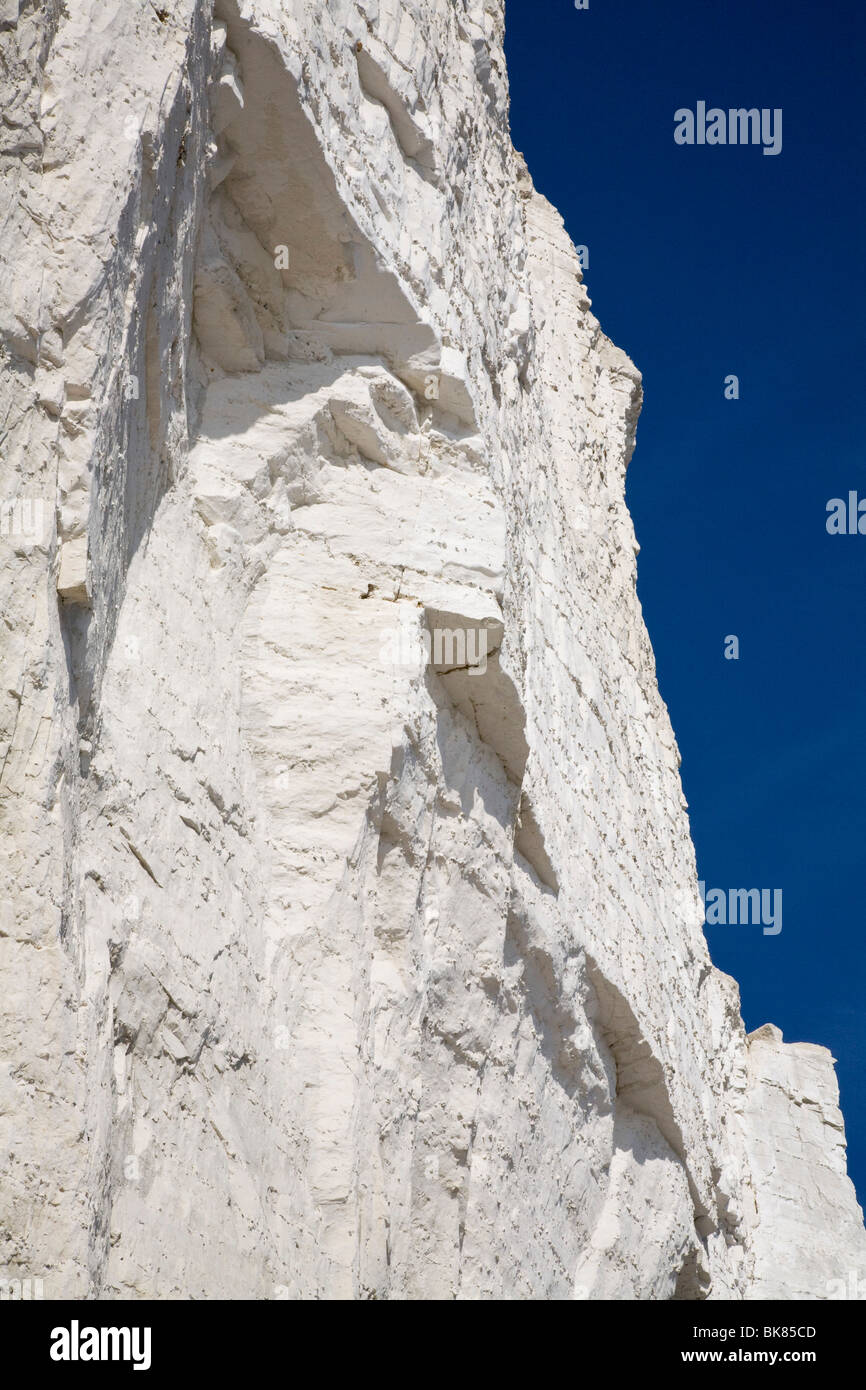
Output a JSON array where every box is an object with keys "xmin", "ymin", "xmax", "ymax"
[{"xmin": 1, "ymin": 0, "xmax": 863, "ymax": 1300}]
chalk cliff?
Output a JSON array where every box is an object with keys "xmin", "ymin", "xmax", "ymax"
[{"xmin": 1, "ymin": 0, "xmax": 863, "ymax": 1299}]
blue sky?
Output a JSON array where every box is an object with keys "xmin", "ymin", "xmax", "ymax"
[{"xmin": 504, "ymin": 0, "xmax": 866, "ymax": 1205}]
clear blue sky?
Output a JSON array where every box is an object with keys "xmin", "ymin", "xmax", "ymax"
[{"xmin": 504, "ymin": 0, "xmax": 866, "ymax": 1206}]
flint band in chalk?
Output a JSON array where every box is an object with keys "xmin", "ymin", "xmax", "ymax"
[
  {"xmin": 50, "ymin": 1321, "xmax": 152, "ymax": 1372},
  {"xmin": 675, "ymin": 104, "xmax": 783, "ymax": 156}
]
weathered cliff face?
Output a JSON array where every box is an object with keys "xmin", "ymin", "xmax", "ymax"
[{"xmin": 0, "ymin": 0, "xmax": 863, "ymax": 1300}]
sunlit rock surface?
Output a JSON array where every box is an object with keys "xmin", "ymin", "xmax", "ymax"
[{"xmin": 1, "ymin": 0, "xmax": 863, "ymax": 1300}]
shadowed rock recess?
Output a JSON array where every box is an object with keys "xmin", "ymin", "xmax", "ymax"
[{"xmin": 0, "ymin": 0, "xmax": 863, "ymax": 1301}]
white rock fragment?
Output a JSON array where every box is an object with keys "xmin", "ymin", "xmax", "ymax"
[{"xmin": 56, "ymin": 536, "xmax": 89, "ymax": 603}]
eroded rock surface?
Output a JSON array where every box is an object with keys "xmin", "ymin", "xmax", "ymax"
[{"xmin": 1, "ymin": 0, "xmax": 863, "ymax": 1299}]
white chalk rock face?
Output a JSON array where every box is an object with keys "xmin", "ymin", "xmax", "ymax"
[
  {"xmin": 743, "ymin": 1026, "xmax": 866, "ymax": 1300},
  {"xmin": 0, "ymin": 0, "xmax": 863, "ymax": 1299}
]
